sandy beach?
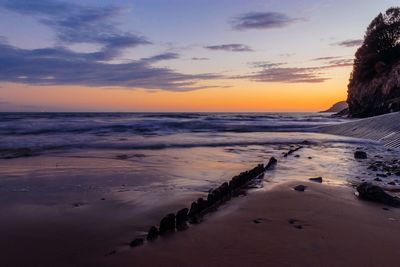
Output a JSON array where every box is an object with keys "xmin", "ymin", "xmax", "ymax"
[
  {"xmin": 107, "ymin": 181, "xmax": 400, "ymax": 267},
  {"xmin": 1, "ymin": 113, "xmax": 400, "ymax": 267}
]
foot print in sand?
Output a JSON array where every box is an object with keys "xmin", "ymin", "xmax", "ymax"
[{"xmin": 288, "ymin": 218, "xmax": 308, "ymax": 230}]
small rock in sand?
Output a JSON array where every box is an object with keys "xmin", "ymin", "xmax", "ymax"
[
  {"xmin": 294, "ymin": 185, "xmax": 307, "ymax": 192},
  {"xmin": 309, "ymin": 177, "xmax": 323, "ymax": 183},
  {"xmin": 129, "ymin": 238, "xmax": 144, "ymax": 247},
  {"xmin": 253, "ymin": 218, "xmax": 263, "ymax": 224},
  {"xmin": 354, "ymin": 151, "xmax": 368, "ymax": 159},
  {"xmin": 388, "ymin": 181, "xmax": 396, "ymax": 185},
  {"xmin": 72, "ymin": 202, "xmax": 85, "ymax": 207}
]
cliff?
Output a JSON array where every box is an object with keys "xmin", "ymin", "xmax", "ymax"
[
  {"xmin": 347, "ymin": 62, "xmax": 400, "ymax": 117},
  {"xmin": 320, "ymin": 101, "xmax": 348, "ymax": 113},
  {"xmin": 346, "ymin": 7, "xmax": 400, "ymax": 118}
]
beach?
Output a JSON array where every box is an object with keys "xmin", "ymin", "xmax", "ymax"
[
  {"xmin": 108, "ymin": 181, "xmax": 400, "ymax": 267},
  {"xmin": 1, "ymin": 112, "xmax": 400, "ymax": 266}
]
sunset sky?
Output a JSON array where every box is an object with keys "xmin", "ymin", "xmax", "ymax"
[{"xmin": 0, "ymin": 0, "xmax": 398, "ymax": 112}]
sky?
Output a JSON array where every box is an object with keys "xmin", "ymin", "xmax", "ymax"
[{"xmin": 0, "ymin": 0, "xmax": 398, "ymax": 112}]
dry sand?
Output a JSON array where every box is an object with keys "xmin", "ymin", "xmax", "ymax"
[{"xmin": 105, "ymin": 181, "xmax": 400, "ymax": 267}]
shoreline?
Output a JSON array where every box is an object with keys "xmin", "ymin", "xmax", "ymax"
[{"xmin": 106, "ymin": 181, "xmax": 400, "ymax": 267}]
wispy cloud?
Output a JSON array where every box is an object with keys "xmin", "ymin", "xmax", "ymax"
[
  {"xmin": 312, "ymin": 56, "xmax": 341, "ymax": 61},
  {"xmin": 239, "ymin": 57, "xmax": 353, "ymax": 83},
  {"xmin": 0, "ymin": 0, "xmax": 150, "ymax": 60},
  {"xmin": 333, "ymin": 39, "xmax": 363, "ymax": 47},
  {"xmin": 205, "ymin": 44, "xmax": 253, "ymax": 52},
  {"xmin": 192, "ymin": 57, "xmax": 209, "ymax": 61},
  {"xmin": 231, "ymin": 12, "xmax": 304, "ymax": 30},
  {"xmin": 242, "ymin": 67, "xmax": 328, "ymax": 83},
  {"xmin": 0, "ymin": 42, "xmax": 221, "ymax": 91}
]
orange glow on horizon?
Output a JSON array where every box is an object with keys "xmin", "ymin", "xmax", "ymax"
[{"xmin": 0, "ymin": 68, "xmax": 350, "ymax": 112}]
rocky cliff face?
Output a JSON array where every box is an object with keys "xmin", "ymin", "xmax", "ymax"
[{"xmin": 347, "ymin": 61, "xmax": 400, "ymax": 118}]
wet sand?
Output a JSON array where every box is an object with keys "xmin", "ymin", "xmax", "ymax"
[{"xmin": 107, "ymin": 181, "xmax": 400, "ymax": 267}]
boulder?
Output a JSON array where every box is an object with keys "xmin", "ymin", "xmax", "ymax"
[
  {"xmin": 309, "ymin": 177, "xmax": 323, "ymax": 183},
  {"xmin": 354, "ymin": 151, "xmax": 368, "ymax": 159},
  {"xmin": 294, "ymin": 185, "xmax": 307, "ymax": 192},
  {"xmin": 356, "ymin": 182, "xmax": 400, "ymax": 206}
]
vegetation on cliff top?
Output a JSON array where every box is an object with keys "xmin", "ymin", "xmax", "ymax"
[{"xmin": 350, "ymin": 7, "xmax": 400, "ymax": 86}]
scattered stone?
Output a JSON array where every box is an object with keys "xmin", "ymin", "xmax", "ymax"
[
  {"xmin": 309, "ymin": 177, "xmax": 323, "ymax": 183},
  {"xmin": 288, "ymin": 219, "xmax": 299, "ymax": 224},
  {"xmin": 356, "ymin": 183, "xmax": 400, "ymax": 206},
  {"xmin": 395, "ymin": 171, "xmax": 400, "ymax": 176},
  {"xmin": 383, "ymin": 207, "xmax": 390, "ymax": 211},
  {"xmin": 388, "ymin": 181, "xmax": 396, "ymax": 185},
  {"xmin": 308, "ymin": 157, "xmax": 313, "ymax": 159},
  {"xmin": 354, "ymin": 151, "xmax": 367, "ymax": 159},
  {"xmin": 377, "ymin": 173, "xmax": 388, "ymax": 178},
  {"xmin": 374, "ymin": 178, "xmax": 382, "ymax": 182},
  {"xmin": 129, "ymin": 238, "xmax": 144, "ymax": 247},
  {"xmin": 253, "ymin": 218, "xmax": 263, "ymax": 224},
  {"xmin": 294, "ymin": 155, "xmax": 300, "ymax": 158},
  {"xmin": 294, "ymin": 185, "xmax": 307, "ymax": 192},
  {"xmin": 72, "ymin": 202, "xmax": 85, "ymax": 207},
  {"xmin": 294, "ymin": 225, "xmax": 303, "ymax": 230},
  {"xmin": 116, "ymin": 154, "xmax": 129, "ymax": 160},
  {"xmin": 147, "ymin": 226, "xmax": 159, "ymax": 240}
]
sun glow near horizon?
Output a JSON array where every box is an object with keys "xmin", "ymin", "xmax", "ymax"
[{"xmin": 0, "ymin": 0, "xmax": 397, "ymax": 112}]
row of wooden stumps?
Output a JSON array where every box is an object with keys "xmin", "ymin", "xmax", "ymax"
[{"xmin": 129, "ymin": 156, "xmax": 278, "ymax": 247}]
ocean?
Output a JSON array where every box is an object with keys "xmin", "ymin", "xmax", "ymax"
[{"xmin": 0, "ymin": 112, "xmax": 348, "ymax": 159}]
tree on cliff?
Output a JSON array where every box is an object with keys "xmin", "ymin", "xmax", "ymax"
[{"xmin": 350, "ymin": 7, "xmax": 400, "ymax": 86}]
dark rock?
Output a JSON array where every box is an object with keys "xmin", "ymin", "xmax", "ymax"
[
  {"xmin": 377, "ymin": 173, "xmax": 387, "ymax": 178},
  {"xmin": 159, "ymin": 213, "xmax": 176, "ymax": 235},
  {"xmin": 294, "ymin": 155, "xmax": 300, "ymax": 158},
  {"xmin": 388, "ymin": 181, "xmax": 396, "ymax": 185},
  {"xmin": 395, "ymin": 171, "xmax": 400, "ymax": 176},
  {"xmin": 207, "ymin": 193, "xmax": 215, "ymax": 206},
  {"xmin": 288, "ymin": 219, "xmax": 299, "ymax": 224},
  {"xmin": 354, "ymin": 151, "xmax": 367, "ymax": 159},
  {"xmin": 129, "ymin": 238, "xmax": 144, "ymax": 247},
  {"xmin": 72, "ymin": 202, "xmax": 85, "ymax": 207},
  {"xmin": 253, "ymin": 218, "xmax": 263, "ymax": 224},
  {"xmin": 356, "ymin": 182, "xmax": 400, "ymax": 206},
  {"xmin": 116, "ymin": 154, "xmax": 129, "ymax": 160},
  {"xmin": 219, "ymin": 182, "xmax": 230, "ymax": 198},
  {"xmin": 196, "ymin": 198, "xmax": 208, "ymax": 213},
  {"xmin": 294, "ymin": 185, "xmax": 307, "ymax": 192},
  {"xmin": 308, "ymin": 157, "xmax": 312, "ymax": 159},
  {"xmin": 294, "ymin": 225, "xmax": 303, "ymax": 230},
  {"xmin": 189, "ymin": 215, "xmax": 200, "ymax": 224},
  {"xmin": 188, "ymin": 201, "xmax": 198, "ymax": 217},
  {"xmin": 374, "ymin": 178, "xmax": 382, "ymax": 182},
  {"xmin": 176, "ymin": 208, "xmax": 189, "ymax": 227},
  {"xmin": 265, "ymin": 157, "xmax": 278, "ymax": 170},
  {"xmin": 147, "ymin": 226, "xmax": 159, "ymax": 240},
  {"xmin": 383, "ymin": 207, "xmax": 390, "ymax": 211},
  {"xmin": 309, "ymin": 177, "xmax": 323, "ymax": 183}
]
